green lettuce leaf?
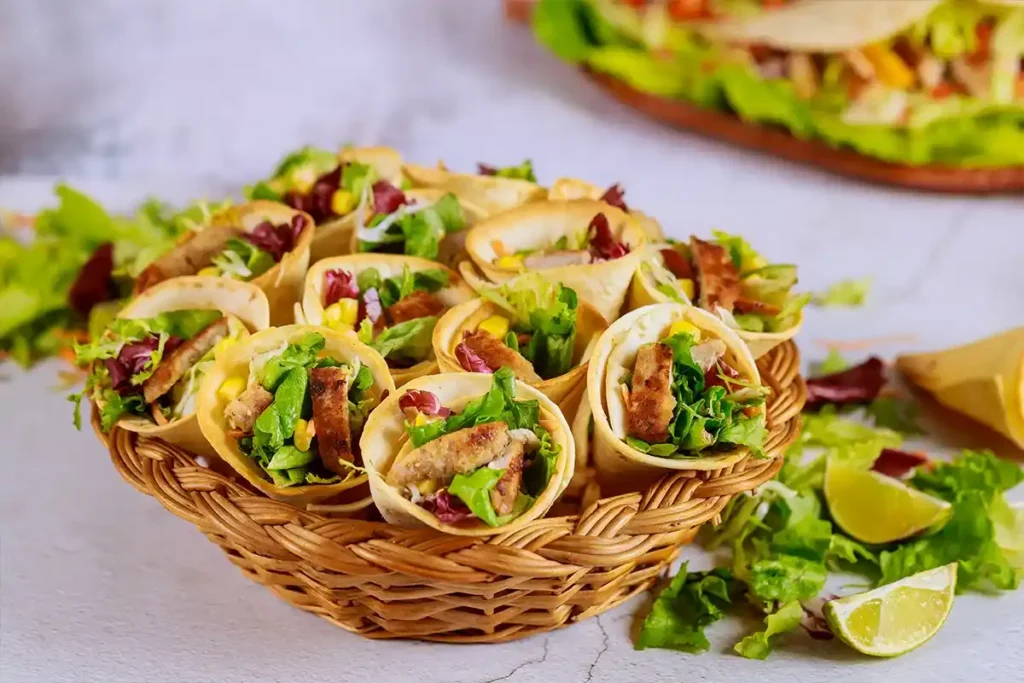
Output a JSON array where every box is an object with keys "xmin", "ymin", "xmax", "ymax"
[
  {"xmin": 811, "ymin": 348, "xmax": 850, "ymax": 377},
  {"xmin": 258, "ymin": 333, "xmax": 325, "ymax": 390},
  {"xmin": 812, "ymin": 278, "xmax": 872, "ymax": 308},
  {"xmin": 485, "ymin": 160, "xmax": 537, "ymax": 183},
  {"xmin": 912, "ymin": 450, "xmax": 1024, "ymax": 502},
  {"xmin": 448, "ymin": 467, "xmax": 505, "ymax": 527},
  {"xmin": 211, "ymin": 239, "xmax": 275, "ymax": 281},
  {"xmin": 733, "ymin": 600, "xmax": 803, "ymax": 660},
  {"xmin": 636, "ymin": 563, "xmax": 740, "ymax": 653},
  {"xmin": 369, "ymin": 316, "xmax": 438, "ymax": 363},
  {"xmin": 749, "ymin": 556, "xmax": 827, "ymax": 604}
]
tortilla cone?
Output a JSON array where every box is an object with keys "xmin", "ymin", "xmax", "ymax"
[
  {"xmin": 361, "ymin": 372, "xmax": 574, "ymax": 536},
  {"xmin": 401, "ymin": 162, "xmax": 547, "ymax": 216},
  {"xmin": 548, "ymin": 177, "xmax": 665, "ymax": 241},
  {"xmin": 628, "ymin": 247, "xmax": 803, "ymax": 359},
  {"xmin": 588, "ymin": 303, "xmax": 764, "ymax": 495},
  {"xmin": 897, "ymin": 328, "xmax": 1024, "ymax": 449},
  {"xmin": 464, "ymin": 200, "xmax": 647, "ymax": 322},
  {"xmin": 111, "ymin": 276, "xmax": 271, "ymax": 457},
  {"xmin": 196, "ymin": 324, "xmax": 395, "ymax": 510},
  {"xmin": 346, "ymin": 189, "xmax": 488, "ymax": 266},
  {"xmin": 204, "ymin": 201, "xmax": 314, "ymax": 326},
  {"xmin": 695, "ymin": 0, "xmax": 941, "ymax": 52},
  {"xmin": 432, "ymin": 295, "xmax": 608, "ymax": 411},
  {"xmin": 308, "ymin": 146, "xmax": 405, "ymax": 263},
  {"xmin": 301, "ymin": 254, "xmax": 475, "ymax": 387}
]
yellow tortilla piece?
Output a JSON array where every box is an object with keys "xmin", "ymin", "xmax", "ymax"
[
  {"xmin": 301, "ymin": 253, "xmax": 474, "ymax": 387},
  {"xmin": 361, "ymin": 373, "xmax": 574, "ymax": 536},
  {"xmin": 112, "ymin": 276, "xmax": 271, "ymax": 457},
  {"xmin": 897, "ymin": 328, "xmax": 1024, "ymax": 449},
  {"xmin": 196, "ymin": 324, "xmax": 395, "ymax": 511},
  {"xmin": 401, "ymin": 162, "xmax": 547, "ymax": 216}
]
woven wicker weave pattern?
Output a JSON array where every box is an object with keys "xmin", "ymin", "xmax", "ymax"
[{"xmin": 99, "ymin": 342, "xmax": 805, "ymax": 642}]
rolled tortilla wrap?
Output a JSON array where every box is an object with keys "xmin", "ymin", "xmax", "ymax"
[
  {"xmin": 197, "ymin": 324, "xmax": 395, "ymax": 511},
  {"xmin": 301, "ymin": 254, "xmax": 475, "ymax": 387},
  {"xmin": 361, "ymin": 372, "xmax": 574, "ymax": 536},
  {"xmin": 464, "ymin": 200, "xmax": 647, "ymax": 322},
  {"xmin": 548, "ymin": 177, "xmax": 664, "ymax": 242},
  {"xmin": 108, "ymin": 276, "xmax": 271, "ymax": 457},
  {"xmin": 588, "ymin": 303, "xmax": 766, "ymax": 494},
  {"xmin": 402, "ymin": 162, "xmax": 547, "ymax": 216}
]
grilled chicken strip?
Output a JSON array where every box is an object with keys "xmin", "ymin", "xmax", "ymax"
[
  {"xmin": 627, "ymin": 342, "xmax": 676, "ymax": 444},
  {"xmin": 462, "ymin": 330, "xmax": 543, "ymax": 383},
  {"xmin": 309, "ymin": 366, "xmax": 353, "ymax": 474},
  {"xmin": 135, "ymin": 225, "xmax": 245, "ymax": 293},
  {"xmin": 224, "ymin": 384, "xmax": 274, "ymax": 434},
  {"xmin": 691, "ymin": 236, "xmax": 740, "ymax": 313},
  {"xmin": 142, "ymin": 317, "xmax": 229, "ymax": 404},
  {"xmin": 489, "ymin": 448, "xmax": 525, "ymax": 516},
  {"xmin": 387, "ymin": 421, "xmax": 515, "ymax": 489},
  {"xmin": 387, "ymin": 290, "xmax": 446, "ymax": 325},
  {"xmin": 733, "ymin": 297, "xmax": 782, "ymax": 317}
]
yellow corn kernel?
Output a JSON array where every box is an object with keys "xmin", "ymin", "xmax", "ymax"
[
  {"xmin": 288, "ymin": 164, "xmax": 318, "ymax": 194},
  {"xmin": 197, "ymin": 266, "xmax": 219, "ymax": 277},
  {"xmin": 676, "ymin": 278, "xmax": 696, "ymax": 300},
  {"xmin": 413, "ymin": 413, "xmax": 431, "ymax": 427},
  {"xmin": 477, "ymin": 315, "xmax": 510, "ymax": 340},
  {"xmin": 417, "ymin": 479, "xmax": 438, "ymax": 496},
  {"xmin": 330, "ymin": 189, "xmax": 357, "ymax": 216},
  {"xmin": 337, "ymin": 298, "xmax": 359, "ymax": 326},
  {"xmin": 217, "ymin": 377, "xmax": 246, "ymax": 403},
  {"xmin": 294, "ymin": 418, "xmax": 315, "ymax": 452},
  {"xmin": 668, "ymin": 319, "xmax": 702, "ymax": 341},
  {"xmin": 861, "ymin": 45, "xmax": 914, "ymax": 89},
  {"xmin": 213, "ymin": 336, "xmax": 237, "ymax": 360},
  {"xmin": 494, "ymin": 255, "xmax": 524, "ymax": 271}
]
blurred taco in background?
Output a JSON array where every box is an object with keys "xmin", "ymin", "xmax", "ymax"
[
  {"xmin": 134, "ymin": 201, "xmax": 313, "ymax": 325},
  {"xmin": 533, "ymin": 0, "xmax": 1024, "ymax": 167},
  {"xmin": 300, "ymin": 254, "xmax": 475, "ymax": 387},
  {"xmin": 630, "ymin": 231, "xmax": 806, "ymax": 357},
  {"xmin": 463, "ymin": 200, "xmax": 646, "ymax": 321},
  {"xmin": 70, "ymin": 276, "xmax": 270, "ymax": 457},
  {"xmin": 402, "ymin": 159, "xmax": 548, "ymax": 216},
  {"xmin": 197, "ymin": 326, "xmax": 394, "ymax": 512},
  {"xmin": 433, "ymin": 273, "xmax": 608, "ymax": 413},
  {"xmin": 247, "ymin": 145, "xmax": 404, "ymax": 262},
  {"xmin": 361, "ymin": 369, "xmax": 573, "ymax": 536},
  {"xmin": 547, "ymin": 177, "xmax": 665, "ymax": 240}
]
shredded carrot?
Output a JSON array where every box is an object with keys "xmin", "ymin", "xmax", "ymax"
[{"xmin": 813, "ymin": 334, "xmax": 919, "ymax": 351}]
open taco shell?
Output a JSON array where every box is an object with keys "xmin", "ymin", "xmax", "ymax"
[
  {"xmin": 301, "ymin": 253, "xmax": 475, "ymax": 387},
  {"xmin": 548, "ymin": 177, "xmax": 665, "ymax": 241},
  {"xmin": 628, "ymin": 245, "xmax": 803, "ymax": 359},
  {"xmin": 432, "ymin": 295, "xmax": 608, "ymax": 412},
  {"xmin": 110, "ymin": 276, "xmax": 271, "ymax": 457},
  {"xmin": 196, "ymin": 324, "xmax": 395, "ymax": 511},
  {"xmin": 308, "ymin": 146, "xmax": 405, "ymax": 263},
  {"xmin": 695, "ymin": 0, "xmax": 942, "ymax": 52},
  {"xmin": 402, "ymin": 163, "xmax": 547, "ymax": 216},
  {"xmin": 588, "ymin": 303, "xmax": 764, "ymax": 494},
  {"xmin": 360, "ymin": 372, "xmax": 574, "ymax": 536},
  {"xmin": 897, "ymin": 328, "xmax": 1024, "ymax": 449},
  {"xmin": 464, "ymin": 200, "xmax": 647, "ymax": 322}
]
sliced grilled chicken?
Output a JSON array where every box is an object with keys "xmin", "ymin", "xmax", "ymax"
[
  {"xmin": 142, "ymin": 317, "xmax": 229, "ymax": 404},
  {"xmin": 135, "ymin": 225, "xmax": 245, "ymax": 293},
  {"xmin": 224, "ymin": 384, "xmax": 274, "ymax": 434},
  {"xmin": 626, "ymin": 342, "xmax": 676, "ymax": 444},
  {"xmin": 461, "ymin": 330, "xmax": 543, "ymax": 383},
  {"xmin": 691, "ymin": 236, "xmax": 740, "ymax": 313},
  {"xmin": 309, "ymin": 366, "xmax": 353, "ymax": 473},
  {"xmin": 387, "ymin": 290, "xmax": 446, "ymax": 325}
]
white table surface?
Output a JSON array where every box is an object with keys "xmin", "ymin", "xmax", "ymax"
[{"xmin": 2, "ymin": 2, "xmax": 1023, "ymax": 682}]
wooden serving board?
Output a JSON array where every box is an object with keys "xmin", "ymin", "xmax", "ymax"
[{"xmin": 505, "ymin": 0, "xmax": 1024, "ymax": 195}]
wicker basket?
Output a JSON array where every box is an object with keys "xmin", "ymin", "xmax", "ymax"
[{"xmin": 97, "ymin": 342, "xmax": 805, "ymax": 643}]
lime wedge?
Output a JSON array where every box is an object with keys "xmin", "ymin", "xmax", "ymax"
[
  {"xmin": 824, "ymin": 563, "xmax": 957, "ymax": 657},
  {"xmin": 993, "ymin": 500, "xmax": 1024, "ymax": 569},
  {"xmin": 824, "ymin": 458, "xmax": 951, "ymax": 544}
]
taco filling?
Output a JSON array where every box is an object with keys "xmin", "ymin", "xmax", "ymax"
[
  {"xmin": 534, "ymin": 0, "xmax": 1024, "ymax": 166},
  {"xmin": 355, "ymin": 190, "xmax": 467, "ymax": 261},
  {"xmin": 643, "ymin": 231, "xmax": 808, "ymax": 333},
  {"xmin": 618, "ymin": 323, "xmax": 768, "ymax": 457},
  {"xmin": 135, "ymin": 214, "xmax": 308, "ymax": 291},
  {"xmin": 475, "ymin": 159, "xmax": 540, "ymax": 182},
  {"xmin": 492, "ymin": 212, "xmax": 631, "ymax": 272},
  {"xmin": 321, "ymin": 265, "xmax": 451, "ymax": 368},
  {"xmin": 216, "ymin": 332, "xmax": 378, "ymax": 487},
  {"xmin": 454, "ymin": 275, "xmax": 579, "ymax": 383},
  {"xmin": 70, "ymin": 310, "xmax": 247, "ymax": 431},
  {"xmin": 387, "ymin": 367, "xmax": 561, "ymax": 526}
]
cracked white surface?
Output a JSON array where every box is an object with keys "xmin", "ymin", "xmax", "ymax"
[{"xmin": 1, "ymin": 1, "xmax": 1023, "ymax": 682}]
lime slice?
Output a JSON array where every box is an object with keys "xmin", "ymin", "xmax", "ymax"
[
  {"xmin": 824, "ymin": 563, "xmax": 957, "ymax": 657},
  {"xmin": 993, "ymin": 500, "xmax": 1024, "ymax": 569},
  {"xmin": 824, "ymin": 458, "xmax": 951, "ymax": 544}
]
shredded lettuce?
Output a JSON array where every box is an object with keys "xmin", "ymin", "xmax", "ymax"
[
  {"xmin": 636, "ymin": 563, "xmax": 740, "ymax": 653},
  {"xmin": 485, "ymin": 159, "xmax": 538, "ymax": 183},
  {"xmin": 358, "ymin": 193, "xmax": 465, "ymax": 260},
  {"xmin": 368, "ymin": 316, "xmax": 438, "ymax": 364},
  {"xmin": 210, "ymin": 239, "xmax": 275, "ymax": 281},
  {"xmin": 245, "ymin": 146, "xmax": 339, "ymax": 201},
  {"xmin": 812, "ymin": 278, "xmax": 872, "ymax": 308}
]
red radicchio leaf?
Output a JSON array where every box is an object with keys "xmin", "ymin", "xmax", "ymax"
[
  {"xmin": 477, "ymin": 163, "xmax": 498, "ymax": 176},
  {"xmin": 359, "ymin": 287, "xmax": 383, "ymax": 326},
  {"xmin": 371, "ymin": 181, "xmax": 407, "ymax": 216},
  {"xmin": 284, "ymin": 166, "xmax": 341, "ymax": 224},
  {"xmin": 68, "ymin": 243, "xmax": 118, "ymax": 317},
  {"xmin": 454, "ymin": 342, "xmax": 493, "ymax": 374},
  {"xmin": 801, "ymin": 597, "xmax": 836, "ymax": 641},
  {"xmin": 805, "ymin": 357, "xmax": 885, "ymax": 411},
  {"xmin": 105, "ymin": 335, "xmax": 181, "ymax": 395},
  {"xmin": 244, "ymin": 221, "xmax": 295, "ymax": 262},
  {"xmin": 872, "ymin": 448, "xmax": 933, "ymax": 479},
  {"xmin": 290, "ymin": 214, "xmax": 309, "ymax": 243},
  {"xmin": 660, "ymin": 247, "xmax": 694, "ymax": 280},
  {"xmin": 588, "ymin": 213, "xmax": 630, "ymax": 261},
  {"xmin": 423, "ymin": 490, "xmax": 476, "ymax": 524},
  {"xmin": 600, "ymin": 183, "xmax": 629, "ymax": 212},
  {"xmin": 399, "ymin": 389, "xmax": 452, "ymax": 418},
  {"xmin": 322, "ymin": 269, "xmax": 359, "ymax": 307}
]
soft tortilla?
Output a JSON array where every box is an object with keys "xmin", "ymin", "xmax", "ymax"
[
  {"xmin": 360, "ymin": 372, "xmax": 574, "ymax": 536},
  {"xmin": 548, "ymin": 177, "xmax": 665, "ymax": 241},
  {"xmin": 401, "ymin": 162, "xmax": 547, "ymax": 216}
]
